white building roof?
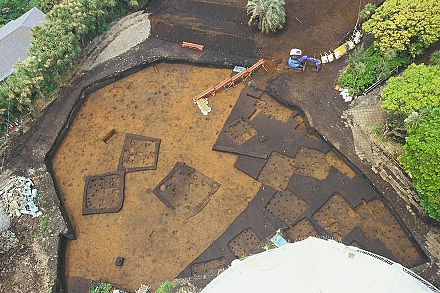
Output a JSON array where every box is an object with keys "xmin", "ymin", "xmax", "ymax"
[
  {"xmin": 202, "ymin": 237, "xmax": 439, "ymax": 293},
  {"xmin": 0, "ymin": 7, "xmax": 45, "ymax": 82}
]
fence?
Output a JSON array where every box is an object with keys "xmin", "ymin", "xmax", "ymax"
[{"xmin": 362, "ymin": 66, "xmax": 399, "ymax": 96}]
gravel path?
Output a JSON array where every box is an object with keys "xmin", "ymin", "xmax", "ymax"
[{"xmin": 80, "ymin": 11, "xmax": 151, "ymax": 71}]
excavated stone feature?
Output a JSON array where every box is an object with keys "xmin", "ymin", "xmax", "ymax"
[
  {"xmin": 227, "ymin": 228, "xmax": 261, "ymax": 258},
  {"xmin": 313, "ymin": 194, "xmax": 360, "ymax": 240},
  {"xmin": 250, "ymin": 94, "xmax": 293, "ymax": 123},
  {"xmin": 226, "ymin": 117, "xmax": 257, "ymax": 146},
  {"xmin": 0, "ymin": 230, "xmax": 18, "ymax": 254},
  {"xmin": 82, "ymin": 172, "xmax": 124, "ymax": 215},
  {"xmin": 286, "ymin": 218, "xmax": 319, "ymax": 241},
  {"xmin": 356, "ymin": 199, "xmax": 423, "ymax": 268},
  {"xmin": 313, "ymin": 194, "xmax": 424, "ymax": 268},
  {"xmin": 265, "ymin": 190, "xmax": 309, "ymax": 226},
  {"xmin": 258, "ymin": 153, "xmax": 296, "ymax": 191},
  {"xmin": 325, "ymin": 150, "xmax": 357, "ymax": 179},
  {"xmin": 153, "ymin": 162, "xmax": 220, "ymax": 217},
  {"xmin": 293, "ymin": 114, "xmax": 319, "ymax": 140},
  {"xmin": 294, "ymin": 147, "xmax": 330, "ymax": 180},
  {"xmin": 191, "ymin": 257, "xmax": 227, "ymax": 276},
  {"xmin": 118, "ymin": 133, "xmax": 160, "ymax": 172},
  {"xmin": 258, "ymin": 148, "xmax": 331, "ymax": 191}
]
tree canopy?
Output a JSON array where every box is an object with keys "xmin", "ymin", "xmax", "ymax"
[
  {"xmin": 0, "ymin": 0, "xmax": 40, "ymax": 26},
  {"xmin": 381, "ymin": 64, "xmax": 440, "ymax": 115},
  {"xmin": 247, "ymin": 0, "xmax": 286, "ymax": 34},
  {"xmin": 362, "ymin": 0, "xmax": 440, "ymax": 57},
  {"xmin": 398, "ymin": 107, "xmax": 440, "ymax": 221},
  {"xmin": 0, "ymin": 0, "xmax": 142, "ymax": 130}
]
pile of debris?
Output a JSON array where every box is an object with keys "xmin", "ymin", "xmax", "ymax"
[
  {"xmin": 0, "ymin": 176, "xmax": 42, "ymax": 218},
  {"xmin": 0, "ymin": 175, "xmax": 42, "ymax": 254},
  {"xmin": 0, "ymin": 205, "xmax": 17, "ymax": 254},
  {"xmin": 339, "ymin": 87, "xmax": 353, "ymax": 102}
]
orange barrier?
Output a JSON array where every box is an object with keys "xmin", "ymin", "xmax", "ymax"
[
  {"xmin": 193, "ymin": 59, "xmax": 265, "ymax": 102},
  {"xmin": 181, "ymin": 41, "xmax": 204, "ymax": 51}
]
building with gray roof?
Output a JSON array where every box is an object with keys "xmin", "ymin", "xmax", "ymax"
[{"xmin": 0, "ymin": 7, "xmax": 45, "ymax": 82}]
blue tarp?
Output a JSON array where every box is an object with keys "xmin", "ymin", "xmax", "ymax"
[{"xmin": 271, "ymin": 234, "xmax": 288, "ymax": 247}]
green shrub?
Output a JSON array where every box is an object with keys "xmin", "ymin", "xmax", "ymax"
[
  {"xmin": 381, "ymin": 64, "xmax": 440, "ymax": 115},
  {"xmin": 338, "ymin": 45, "xmax": 410, "ymax": 95},
  {"xmin": 398, "ymin": 107, "xmax": 440, "ymax": 221},
  {"xmin": 430, "ymin": 50, "xmax": 440, "ymax": 66},
  {"xmin": 372, "ymin": 124, "xmax": 386, "ymax": 142},
  {"xmin": 359, "ymin": 3, "xmax": 376, "ymax": 21},
  {"xmin": 155, "ymin": 280, "xmax": 174, "ymax": 293},
  {"xmin": 90, "ymin": 282, "xmax": 112, "ymax": 293},
  {"xmin": 362, "ymin": 0, "xmax": 440, "ymax": 57}
]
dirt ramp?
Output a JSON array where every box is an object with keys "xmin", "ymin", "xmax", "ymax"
[
  {"xmin": 149, "ymin": 0, "xmax": 257, "ymax": 57},
  {"xmin": 160, "ymin": 0, "xmax": 248, "ymax": 23}
]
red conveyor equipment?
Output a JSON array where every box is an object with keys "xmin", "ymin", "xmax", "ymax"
[{"xmin": 193, "ymin": 59, "xmax": 265, "ymax": 102}]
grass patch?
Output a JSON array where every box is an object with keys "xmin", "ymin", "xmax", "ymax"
[
  {"xmin": 90, "ymin": 281, "xmax": 113, "ymax": 293},
  {"xmin": 155, "ymin": 279, "xmax": 184, "ymax": 293},
  {"xmin": 155, "ymin": 280, "xmax": 174, "ymax": 293},
  {"xmin": 372, "ymin": 124, "xmax": 387, "ymax": 142},
  {"xmin": 39, "ymin": 216, "xmax": 49, "ymax": 233}
]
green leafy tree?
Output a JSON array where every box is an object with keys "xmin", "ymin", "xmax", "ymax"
[
  {"xmin": 0, "ymin": 0, "xmax": 40, "ymax": 26},
  {"xmin": 381, "ymin": 64, "xmax": 440, "ymax": 115},
  {"xmin": 398, "ymin": 107, "xmax": 440, "ymax": 221},
  {"xmin": 247, "ymin": 0, "xmax": 286, "ymax": 34},
  {"xmin": 362, "ymin": 0, "xmax": 440, "ymax": 57},
  {"xmin": 38, "ymin": 0, "xmax": 61, "ymax": 13}
]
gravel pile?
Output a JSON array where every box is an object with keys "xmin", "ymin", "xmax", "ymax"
[
  {"xmin": 80, "ymin": 11, "xmax": 151, "ymax": 71},
  {"xmin": 0, "ymin": 230, "xmax": 18, "ymax": 254},
  {"xmin": 0, "ymin": 176, "xmax": 41, "ymax": 218},
  {"xmin": 0, "ymin": 175, "xmax": 42, "ymax": 254}
]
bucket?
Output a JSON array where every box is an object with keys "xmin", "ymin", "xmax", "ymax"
[
  {"xmin": 348, "ymin": 41, "xmax": 355, "ymax": 50},
  {"xmin": 354, "ymin": 31, "xmax": 362, "ymax": 44},
  {"xmin": 327, "ymin": 52, "xmax": 334, "ymax": 62}
]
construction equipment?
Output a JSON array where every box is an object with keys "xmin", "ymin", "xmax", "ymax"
[
  {"xmin": 193, "ymin": 59, "xmax": 266, "ymax": 115},
  {"xmin": 287, "ymin": 49, "xmax": 321, "ymax": 71}
]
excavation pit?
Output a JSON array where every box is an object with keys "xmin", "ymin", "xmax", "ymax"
[
  {"xmin": 82, "ymin": 172, "xmax": 124, "ymax": 215},
  {"xmin": 153, "ymin": 162, "xmax": 220, "ymax": 217}
]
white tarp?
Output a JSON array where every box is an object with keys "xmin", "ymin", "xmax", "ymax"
[{"xmin": 202, "ymin": 237, "xmax": 438, "ymax": 293}]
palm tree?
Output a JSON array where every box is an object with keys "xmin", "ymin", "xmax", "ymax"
[
  {"xmin": 404, "ymin": 107, "xmax": 433, "ymax": 130},
  {"xmin": 247, "ymin": 0, "xmax": 286, "ymax": 34}
]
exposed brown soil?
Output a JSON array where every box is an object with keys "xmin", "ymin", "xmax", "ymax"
[
  {"xmin": 52, "ymin": 62, "xmax": 424, "ymax": 290},
  {"xmin": 52, "ymin": 63, "xmax": 261, "ymax": 290}
]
